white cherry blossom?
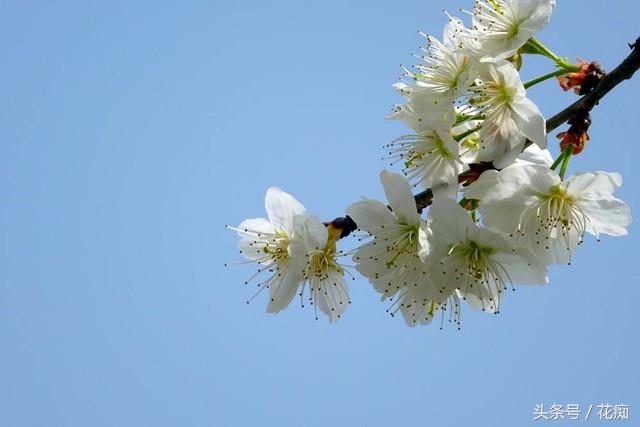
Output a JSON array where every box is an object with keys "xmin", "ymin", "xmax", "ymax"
[
  {"xmin": 384, "ymin": 111, "xmax": 463, "ymax": 199},
  {"xmin": 388, "ymin": 18, "xmax": 474, "ymax": 130},
  {"xmin": 465, "ymin": 164, "xmax": 632, "ymax": 264},
  {"xmin": 468, "ymin": 60, "xmax": 546, "ymax": 168},
  {"xmin": 293, "ymin": 214, "xmax": 351, "ymax": 322},
  {"xmin": 424, "ymin": 198, "xmax": 547, "ymax": 315},
  {"xmin": 347, "ymin": 170, "xmax": 446, "ymax": 326},
  {"xmin": 462, "ymin": 0, "xmax": 556, "ymax": 61},
  {"xmin": 229, "ymin": 188, "xmax": 307, "ymax": 313},
  {"xmin": 229, "ymin": 0, "xmax": 632, "ymax": 329}
]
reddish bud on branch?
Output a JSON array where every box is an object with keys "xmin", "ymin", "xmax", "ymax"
[
  {"xmin": 557, "ymin": 111, "xmax": 591, "ymax": 154},
  {"xmin": 557, "ymin": 60, "xmax": 605, "ymax": 95}
]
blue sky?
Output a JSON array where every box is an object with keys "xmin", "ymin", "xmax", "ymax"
[{"xmin": 1, "ymin": 1, "xmax": 639, "ymax": 426}]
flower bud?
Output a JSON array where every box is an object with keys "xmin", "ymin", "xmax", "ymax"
[
  {"xmin": 557, "ymin": 60, "xmax": 605, "ymax": 95},
  {"xmin": 324, "ymin": 216, "xmax": 358, "ymax": 239},
  {"xmin": 557, "ymin": 131, "xmax": 589, "ymax": 154},
  {"xmin": 557, "ymin": 112, "xmax": 591, "ymax": 154}
]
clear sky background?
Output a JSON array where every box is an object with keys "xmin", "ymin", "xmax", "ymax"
[{"xmin": 1, "ymin": 1, "xmax": 639, "ymax": 426}]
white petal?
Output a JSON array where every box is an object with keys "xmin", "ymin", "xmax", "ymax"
[
  {"xmin": 388, "ymin": 98, "xmax": 454, "ymax": 133},
  {"xmin": 315, "ymin": 273, "xmax": 349, "ymax": 322},
  {"xmin": 346, "ymin": 198, "xmax": 396, "ymax": 232},
  {"xmin": 431, "ymin": 183, "xmax": 460, "ymax": 200},
  {"xmin": 462, "ymin": 292, "xmax": 486, "ymax": 312},
  {"xmin": 293, "ymin": 214, "xmax": 328, "ymax": 252},
  {"xmin": 428, "ymin": 198, "xmax": 472, "ymax": 244},
  {"xmin": 564, "ymin": 172, "xmax": 622, "ymax": 200},
  {"xmin": 400, "ymin": 293, "xmax": 434, "ymax": 327},
  {"xmin": 265, "ymin": 187, "xmax": 306, "ymax": 234},
  {"xmin": 579, "ymin": 197, "xmax": 632, "ymax": 237},
  {"xmin": 492, "ymin": 251, "xmax": 548, "ymax": 285},
  {"xmin": 236, "ymin": 218, "xmax": 276, "ymax": 261},
  {"xmin": 478, "ymin": 121, "xmax": 526, "ymax": 169},
  {"xmin": 463, "ymin": 170, "xmax": 499, "ymax": 200},
  {"xmin": 516, "ymin": 144, "xmax": 553, "ymax": 167},
  {"xmin": 266, "ymin": 270, "xmax": 302, "ymax": 313},
  {"xmin": 473, "ymin": 227, "xmax": 514, "ymax": 254},
  {"xmin": 497, "ymin": 60, "xmax": 524, "ymax": 93},
  {"xmin": 380, "ymin": 170, "xmax": 419, "ymax": 224},
  {"xmin": 479, "ymin": 194, "xmax": 533, "ymax": 234},
  {"xmin": 442, "ymin": 17, "xmax": 464, "ymax": 49},
  {"xmin": 511, "ymin": 96, "xmax": 547, "ymax": 149},
  {"xmin": 498, "ymin": 164, "xmax": 559, "ymax": 195},
  {"xmin": 519, "ymin": 0, "xmax": 555, "ymax": 33},
  {"xmin": 535, "ymin": 229, "xmax": 581, "ymax": 265},
  {"xmin": 418, "ymin": 220, "xmax": 432, "ymax": 260},
  {"xmin": 237, "ymin": 217, "xmax": 275, "ymax": 236}
]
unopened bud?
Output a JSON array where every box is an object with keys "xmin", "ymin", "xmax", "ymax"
[
  {"xmin": 557, "ymin": 130, "xmax": 589, "ymax": 154},
  {"xmin": 557, "ymin": 111, "xmax": 592, "ymax": 154},
  {"xmin": 557, "ymin": 60, "xmax": 605, "ymax": 95},
  {"xmin": 324, "ymin": 216, "xmax": 358, "ymax": 239}
]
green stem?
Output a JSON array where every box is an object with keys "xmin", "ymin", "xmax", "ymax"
[
  {"xmin": 550, "ymin": 150, "xmax": 567, "ymax": 171},
  {"xmin": 454, "ymin": 124, "xmax": 482, "ymax": 142},
  {"xmin": 523, "ymin": 38, "xmax": 581, "ymax": 71},
  {"xmin": 524, "ymin": 69, "xmax": 570, "ymax": 89},
  {"xmin": 558, "ymin": 147, "xmax": 573, "ymax": 179}
]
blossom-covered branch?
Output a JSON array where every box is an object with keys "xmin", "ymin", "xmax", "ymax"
[
  {"xmin": 230, "ymin": 0, "xmax": 634, "ymax": 327},
  {"xmin": 412, "ymin": 36, "xmax": 640, "ymax": 212}
]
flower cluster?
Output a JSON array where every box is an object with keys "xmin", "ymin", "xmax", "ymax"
[{"xmin": 229, "ymin": 0, "xmax": 632, "ymax": 327}]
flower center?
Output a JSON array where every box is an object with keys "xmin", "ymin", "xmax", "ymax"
[
  {"xmin": 517, "ymin": 185, "xmax": 589, "ymax": 251},
  {"xmin": 308, "ymin": 238, "xmax": 344, "ymax": 280},
  {"xmin": 385, "ymin": 224, "xmax": 420, "ymax": 268},
  {"xmin": 498, "ymin": 82, "xmax": 516, "ymax": 104},
  {"xmin": 262, "ymin": 230, "xmax": 290, "ymax": 264},
  {"xmin": 442, "ymin": 239, "xmax": 506, "ymax": 312},
  {"xmin": 452, "ymin": 240, "xmax": 497, "ymax": 262},
  {"xmin": 411, "ymin": 34, "xmax": 470, "ymax": 97},
  {"xmin": 507, "ymin": 19, "xmax": 524, "ymax": 40}
]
